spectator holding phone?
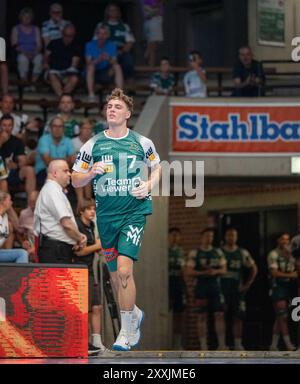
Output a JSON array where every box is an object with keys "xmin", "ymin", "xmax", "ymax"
[{"xmin": 183, "ymin": 50, "xmax": 207, "ymax": 98}]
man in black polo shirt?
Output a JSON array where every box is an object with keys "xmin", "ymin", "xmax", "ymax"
[
  {"xmin": 232, "ymin": 46, "xmax": 265, "ymax": 97},
  {"xmin": 73, "ymin": 198, "xmax": 106, "ymax": 355},
  {"xmin": 0, "ymin": 114, "xmax": 36, "ymax": 196},
  {"xmin": 45, "ymin": 23, "xmax": 81, "ymax": 96}
]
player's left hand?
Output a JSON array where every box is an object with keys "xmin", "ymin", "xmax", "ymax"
[{"xmin": 132, "ymin": 180, "xmax": 149, "ymax": 199}]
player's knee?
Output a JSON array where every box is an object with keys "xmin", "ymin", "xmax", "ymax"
[
  {"xmin": 276, "ymin": 308, "xmax": 288, "ymax": 318},
  {"xmin": 117, "ymin": 266, "xmax": 132, "ymax": 280}
]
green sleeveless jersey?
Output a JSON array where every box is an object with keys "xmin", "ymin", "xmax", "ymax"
[
  {"xmin": 187, "ymin": 247, "xmax": 226, "ymax": 283},
  {"xmin": 222, "ymin": 247, "xmax": 254, "ymax": 281},
  {"xmin": 72, "ymin": 129, "xmax": 160, "ymax": 222},
  {"xmin": 268, "ymin": 248, "xmax": 296, "ymax": 284}
]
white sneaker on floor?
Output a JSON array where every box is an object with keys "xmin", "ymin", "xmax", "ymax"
[
  {"xmin": 128, "ymin": 308, "xmax": 145, "ymax": 347},
  {"xmin": 112, "ymin": 330, "xmax": 131, "ymax": 351}
]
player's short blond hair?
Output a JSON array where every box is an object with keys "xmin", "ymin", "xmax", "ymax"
[{"xmin": 106, "ymin": 88, "xmax": 134, "ymax": 114}]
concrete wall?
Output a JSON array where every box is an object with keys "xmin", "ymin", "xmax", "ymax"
[{"xmin": 248, "ymin": 0, "xmax": 300, "ymax": 62}]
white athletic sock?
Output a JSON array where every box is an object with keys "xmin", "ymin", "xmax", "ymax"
[
  {"xmin": 200, "ymin": 337, "xmax": 207, "ymax": 350},
  {"xmin": 271, "ymin": 333, "xmax": 279, "ymax": 348},
  {"xmin": 120, "ymin": 310, "xmax": 134, "ymax": 333},
  {"xmin": 234, "ymin": 338, "xmax": 243, "ymax": 349},
  {"xmin": 92, "ymin": 334, "xmax": 105, "ymax": 349},
  {"xmin": 217, "ymin": 332, "xmax": 226, "ymax": 348},
  {"xmin": 283, "ymin": 335, "xmax": 294, "ymax": 349}
]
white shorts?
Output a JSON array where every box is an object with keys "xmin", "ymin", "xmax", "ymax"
[{"xmin": 144, "ymin": 15, "xmax": 163, "ymax": 42}]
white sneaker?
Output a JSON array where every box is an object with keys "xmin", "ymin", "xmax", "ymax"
[
  {"xmin": 128, "ymin": 308, "xmax": 145, "ymax": 347},
  {"xmin": 112, "ymin": 330, "xmax": 131, "ymax": 351},
  {"xmin": 270, "ymin": 345, "xmax": 279, "ymax": 351}
]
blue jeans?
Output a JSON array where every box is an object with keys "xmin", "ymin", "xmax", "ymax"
[{"xmin": 0, "ymin": 249, "xmax": 29, "ymax": 263}]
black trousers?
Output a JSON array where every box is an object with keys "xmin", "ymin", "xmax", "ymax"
[{"xmin": 38, "ymin": 236, "xmax": 75, "ymax": 264}]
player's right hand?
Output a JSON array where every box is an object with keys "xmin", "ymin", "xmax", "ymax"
[{"xmin": 90, "ymin": 161, "xmax": 106, "ymax": 176}]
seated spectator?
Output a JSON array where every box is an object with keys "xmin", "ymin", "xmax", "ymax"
[
  {"xmin": 0, "ymin": 94, "xmax": 28, "ymax": 137},
  {"xmin": 85, "ymin": 24, "xmax": 123, "ymax": 102},
  {"xmin": 42, "ymin": 2, "xmax": 70, "ymax": 48},
  {"xmin": 44, "ymin": 93, "xmax": 79, "ymax": 138},
  {"xmin": 44, "ymin": 24, "xmax": 80, "ymax": 97},
  {"xmin": 35, "ymin": 116, "xmax": 75, "ymax": 188},
  {"xmin": 0, "ymin": 191, "xmax": 28, "ymax": 263},
  {"xmin": 17, "ymin": 190, "xmax": 39, "ymax": 262},
  {"xmin": 150, "ymin": 56, "xmax": 175, "ymax": 95},
  {"xmin": 10, "ymin": 7, "xmax": 43, "ymax": 87},
  {"xmin": 183, "ymin": 51, "xmax": 207, "ymax": 98},
  {"xmin": 72, "ymin": 118, "xmax": 94, "ymax": 153},
  {"xmin": 95, "ymin": 3, "xmax": 135, "ymax": 82},
  {"xmin": 232, "ymin": 46, "xmax": 265, "ymax": 97},
  {"xmin": 0, "ymin": 114, "xmax": 36, "ymax": 196},
  {"xmin": 94, "ymin": 102, "xmax": 108, "ymax": 134},
  {"xmin": 0, "ymin": 62, "xmax": 8, "ymax": 95}
]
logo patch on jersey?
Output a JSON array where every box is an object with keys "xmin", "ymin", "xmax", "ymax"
[
  {"xmin": 81, "ymin": 162, "xmax": 89, "ymax": 170},
  {"xmin": 81, "ymin": 151, "xmax": 92, "ymax": 164},
  {"xmin": 145, "ymin": 147, "xmax": 155, "ymax": 161},
  {"xmin": 101, "ymin": 155, "xmax": 114, "ymax": 173}
]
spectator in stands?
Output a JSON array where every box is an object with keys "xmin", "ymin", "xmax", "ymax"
[
  {"xmin": 150, "ymin": 56, "xmax": 175, "ymax": 95},
  {"xmin": 169, "ymin": 227, "xmax": 186, "ymax": 350},
  {"xmin": 268, "ymin": 233, "xmax": 296, "ymax": 351},
  {"xmin": 72, "ymin": 118, "xmax": 94, "ymax": 213},
  {"xmin": 0, "ymin": 191, "xmax": 28, "ymax": 263},
  {"xmin": 95, "ymin": 3, "xmax": 135, "ymax": 84},
  {"xmin": 42, "ymin": 3, "xmax": 70, "ymax": 48},
  {"xmin": 73, "ymin": 199, "xmax": 106, "ymax": 354},
  {"xmin": 141, "ymin": 0, "xmax": 164, "ymax": 66},
  {"xmin": 10, "ymin": 7, "xmax": 43, "ymax": 88},
  {"xmin": 45, "ymin": 93, "xmax": 80, "ymax": 138},
  {"xmin": 17, "ymin": 190, "xmax": 39, "ymax": 261},
  {"xmin": 94, "ymin": 102, "xmax": 108, "ymax": 134},
  {"xmin": 185, "ymin": 228, "xmax": 227, "ymax": 350},
  {"xmin": 0, "ymin": 62, "xmax": 8, "ymax": 95},
  {"xmin": 0, "ymin": 114, "xmax": 36, "ymax": 197},
  {"xmin": 35, "ymin": 116, "xmax": 75, "ymax": 188},
  {"xmin": 183, "ymin": 51, "xmax": 207, "ymax": 98},
  {"xmin": 221, "ymin": 227, "xmax": 257, "ymax": 350},
  {"xmin": 232, "ymin": 46, "xmax": 265, "ymax": 97},
  {"xmin": 0, "ymin": 95, "xmax": 28, "ymax": 137},
  {"xmin": 0, "ymin": 129, "xmax": 9, "ymax": 192},
  {"xmin": 85, "ymin": 24, "xmax": 123, "ymax": 102},
  {"xmin": 44, "ymin": 24, "xmax": 80, "ymax": 97},
  {"xmin": 72, "ymin": 118, "xmax": 94, "ymax": 153}
]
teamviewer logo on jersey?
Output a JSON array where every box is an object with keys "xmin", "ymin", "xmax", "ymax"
[
  {"xmin": 0, "ymin": 297, "xmax": 6, "ymax": 321},
  {"xmin": 126, "ymin": 226, "xmax": 143, "ymax": 246},
  {"xmin": 0, "ymin": 38, "xmax": 6, "ymax": 61}
]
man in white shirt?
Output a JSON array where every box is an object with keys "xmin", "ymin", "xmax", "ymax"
[
  {"xmin": 183, "ymin": 51, "xmax": 207, "ymax": 98},
  {"xmin": 34, "ymin": 159, "xmax": 86, "ymax": 263}
]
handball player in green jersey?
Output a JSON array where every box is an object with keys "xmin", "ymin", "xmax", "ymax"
[{"xmin": 72, "ymin": 88, "xmax": 161, "ymax": 351}]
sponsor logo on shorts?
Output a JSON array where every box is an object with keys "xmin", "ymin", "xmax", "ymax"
[{"xmin": 126, "ymin": 225, "xmax": 143, "ymax": 246}]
